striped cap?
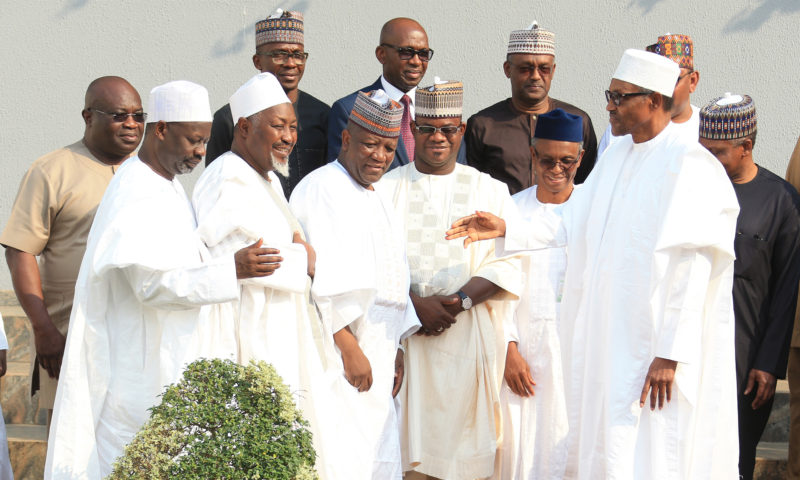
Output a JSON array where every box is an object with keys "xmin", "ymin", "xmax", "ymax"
[
  {"xmin": 646, "ymin": 34, "xmax": 693, "ymax": 70},
  {"xmin": 255, "ymin": 9, "xmax": 304, "ymax": 47},
  {"xmin": 507, "ymin": 21, "xmax": 555, "ymax": 56},
  {"xmin": 416, "ymin": 78, "xmax": 463, "ymax": 118},
  {"xmin": 699, "ymin": 93, "xmax": 757, "ymax": 140},
  {"xmin": 349, "ymin": 90, "xmax": 403, "ymax": 138}
]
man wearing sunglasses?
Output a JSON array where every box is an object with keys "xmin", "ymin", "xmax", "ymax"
[
  {"xmin": 466, "ymin": 22, "xmax": 597, "ymax": 195},
  {"xmin": 598, "ymin": 34, "xmax": 700, "ymax": 156},
  {"xmin": 378, "ymin": 80, "xmax": 521, "ymax": 480},
  {"xmin": 328, "ymin": 18, "xmax": 466, "ymax": 170},
  {"xmin": 206, "ymin": 9, "xmax": 330, "ymax": 199},
  {"xmin": 446, "ymin": 49, "xmax": 740, "ymax": 478},
  {"xmin": 1, "ymin": 76, "xmax": 143, "ymax": 426}
]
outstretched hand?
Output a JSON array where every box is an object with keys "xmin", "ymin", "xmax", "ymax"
[{"xmin": 445, "ymin": 211, "xmax": 506, "ymax": 248}]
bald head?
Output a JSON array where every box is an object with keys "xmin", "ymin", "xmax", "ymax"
[
  {"xmin": 376, "ymin": 18, "xmax": 430, "ymax": 92},
  {"xmin": 82, "ymin": 76, "xmax": 144, "ymax": 165}
]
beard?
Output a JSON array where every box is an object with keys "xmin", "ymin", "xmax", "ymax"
[{"xmin": 272, "ymin": 153, "xmax": 290, "ymax": 178}]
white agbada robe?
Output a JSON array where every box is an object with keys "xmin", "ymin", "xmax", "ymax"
[
  {"xmin": 377, "ymin": 163, "xmax": 522, "ymax": 480},
  {"xmin": 495, "ymin": 185, "xmax": 573, "ymax": 480},
  {"xmin": 597, "ymin": 105, "xmax": 700, "ymax": 158},
  {"xmin": 290, "ymin": 161, "xmax": 420, "ymax": 480},
  {"xmin": 192, "ymin": 152, "xmax": 337, "ymax": 478},
  {"xmin": 45, "ymin": 158, "xmax": 240, "ymax": 479},
  {"xmin": 500, "ymin": 122, "xmax": 740, "ymax": 479}
]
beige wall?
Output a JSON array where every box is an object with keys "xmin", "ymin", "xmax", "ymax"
[{"xmin": 1, "ymin": 0, "xmax": 799, "ymax": 289}]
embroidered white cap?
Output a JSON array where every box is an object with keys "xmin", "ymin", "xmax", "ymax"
[
  {"xmin": 229, "ymin": 72, "xmax": 291, "ymax": 123},
  {"xmin": 612, "ymin": 49, "xmax": 680, "ymax": 98},
  {"xmin": 146, "ymin": 80, "xmax": 213, "ymax": 123}
]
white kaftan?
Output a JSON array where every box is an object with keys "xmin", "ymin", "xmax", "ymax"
[
  {"xmin": 0, "ymin": 314, "xmax": 12, "ymax": 480},
  {"xmin": 501, "ymin": 122, "xmax": 740, "ymax": 479},
  {"xmin": 45, "ymin": 158, "xmax": 240, "ymax": 479},
  {"xmin": 290, "ymin": 161, "xmax": 420, "ymax": 480},
  {"xmin": 378, "ymin": 163, "xmax": 522, "ymax": 480},
  {"xmin": 192, "ymin": 152, "xmax": 336, "ymax": 478},
  {"xmin": 495, "ymin": 185, "xmax": 573, "ymax": 480}
]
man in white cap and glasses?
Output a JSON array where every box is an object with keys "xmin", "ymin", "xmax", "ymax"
[
  {"xmin": 44, "ymin": 81, "xmax": 279, "ymax": 479},
  {"xmin": 377, "ymin": 79, "xmax": 521, "ymax": 480},
  {"xmin": 193, "ymin": 72, "xmax": 337, "ymax": 477},
  {"xmin": 446, "ymin": 49, "xmax": 740, "ymax": 478},
  {"xmin": 291, "ymin": 89, "xmax": 420, "ymax": 479}
]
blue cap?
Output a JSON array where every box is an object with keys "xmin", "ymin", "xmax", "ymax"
[{"xmin": 533, "ymin": 108, "xmax": 583, "ymax": 142}]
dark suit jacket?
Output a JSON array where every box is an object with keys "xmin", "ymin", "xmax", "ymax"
[
  {"xmin": 326, "ymin": 77, "xmax": 465, "ymax": 170},
  {"xmin": 205, "ymin": 90, "xmax": 330, "ymax": 198}
]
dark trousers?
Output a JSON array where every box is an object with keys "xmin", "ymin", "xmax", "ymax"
[{"xmin": 737, "ymin": 388, "xmax": 775, "ymax": 480}]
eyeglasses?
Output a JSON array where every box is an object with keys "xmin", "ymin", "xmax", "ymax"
[
  {"xmin": 380, "ymin": 44, "xmax": 434, "ymax": 62},
  {"xmin": 90, "ymin": 109, "xmax": 147, "ymax": 123},
  {"xmin": 257, "ymin": 50, "xmax": 309, "ymax": 65},
  {"xmin": 539, "ymin": 158, "xmax": 579, "ymax": 170},
  {"xmin": 414, "ymin": 125, "xmax": 461, "ymax": 136},
  {"xmin": 604, "ymin": 90, "xmax": 651, "ymax": 107},
  {"xmin": 510, "ymin": 63, "xmax": 554, "ymax": 76}
]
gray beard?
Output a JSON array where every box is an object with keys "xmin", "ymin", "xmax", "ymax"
[{"xmin": 272, "ymin": 154, "xmax": 290, "ymax": 178}]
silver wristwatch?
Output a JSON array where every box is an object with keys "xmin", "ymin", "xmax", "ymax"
[{"xmin": 456, "ymin": 290, "xmax": 472, "ymax": 311}]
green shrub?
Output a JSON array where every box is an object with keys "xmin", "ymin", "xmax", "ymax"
[{"xmin": 108, "ymin": 358, "xmax": 318, "ymax": 480}]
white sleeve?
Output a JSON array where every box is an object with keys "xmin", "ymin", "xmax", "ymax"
[
  {"xmin": 0, "ymin": 314, "xmax": 7, "ymax": 350},
  {"xmin": 497, "ymin": 205, "xmax": 568, "ymax": 255}
]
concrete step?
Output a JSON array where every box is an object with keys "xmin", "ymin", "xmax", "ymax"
[
  {"xmin": 7, "ymin": 424, "xmax": 47, "ymax": 480},
  {"xmin": 754, "ymin": 441, "xmax": 788, "ymax": 480}
]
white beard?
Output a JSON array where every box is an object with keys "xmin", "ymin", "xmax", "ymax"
[{"xmin": 272, "ymin": 154, "xmax": 290, "ymax": 178}]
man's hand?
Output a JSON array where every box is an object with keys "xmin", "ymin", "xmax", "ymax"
[
  {"xmin": 234, "ymin": 238, "xmax": 282, "ymax": 279},
  {"xmin": 639, "ymin": 357, "xmax": 678, "ymax": 410},
  {"xmin": 34, "ymin": 322, "xmax": 66, "ymax": 379},
  {"xmin": 410, "ymin": 293, "xmax": 459, "ymax": 336},
  {"xmin": 292, "ymin": 231, "xmax": 316, "ymax": 279},
  {"xmin": 392, "ymin": 348, "xmax": 404, "ymax": 398},
  {"xmin": 504, "ymin": 342, "xmax": 535, "ymax": 397},
  {"xmin": 334, "ymin": 327, "xmax": 373, "ymax": 392},
  {"xmin": 0, "ymin": 350, "xmax": 7, "ymax": 378},
  {"xmin": 445, "ymin": 211, "xmax": 506, "ymax": 248},
  {"xmin": 744, "ymin": 368, "xmax": 777, "ymax": 410}
]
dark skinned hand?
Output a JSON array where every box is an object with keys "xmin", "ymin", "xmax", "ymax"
[
  {"xmin": 445, "ymin": 211, "xmax": 507, "ymax": 248},
  {"xmin": 639, "ymin": 357, "xmax": 678, "ymax": 410},
  {"xmin": 504, "ymin": 342, "xmax": 535, "ymax": 397},
  {"xmin": 744, "ymin": 368, "xmax": 777, "ymax": 410},
  {"xmin": 35, "ymin": 323, "xmax": 66, "ymax": 379},
  {"xmin": 410, "ymin": 293, "xmax": 459, "ymax": 336},
  {"xmin": 234, "ymin": 238, "xmax": 282, "ymax": 279}
]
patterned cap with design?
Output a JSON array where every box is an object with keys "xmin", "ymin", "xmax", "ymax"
[
  {"xmin": 699, "ymin": 93, "xmax": 757, "ymax": 140},
  {"xmin": 255, "ymin": 9, "xmax": 304, "ymax": 48},
  {"xmin": 349, "ymin": 90, "xmax": 404, "ymax": 138},
  {"xmin": 646, "ymin": 33, "xmax": 693, "ymax": 69},
  {"xmin": 415, "ymin": 77, "xmax": 463, "ymax": 118},
  {"xmin": 507, "ymin": 21, "xmax": 555, "ymax": 56}
]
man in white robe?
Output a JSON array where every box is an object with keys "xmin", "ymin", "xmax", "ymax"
[
  {"xmin": 377, "ymin": 80, "xmax": 521, "ymax": 480},
  {"xmin": 193, "ymin": 72, "xmax": 337, "ymax": 478},
  {"xmin": 496, "ymin": 109, "xmax": 584, "ymax": 480},
  {"xmin": 290, "ymin": 90, "xmax": 420, "ymax": 480},
  {"xmin": 45, "ymin": 81, "xmax": 278, "ymax": 479},
  {"xmin": 447, "ymin": 49, "xmax": 740, "ymax": 479},
  {"xmin": 598, "ymin": 34, "xmax": 701, "ymax": 155}
]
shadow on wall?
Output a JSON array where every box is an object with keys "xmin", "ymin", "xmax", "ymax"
[
  {"xmin": 628, "ymin": 0, "xmax": 666, "ymax": 14},
  {"xmin": 57, "ymin": 0, "xmax": 88, "ymax": 16},
  {"xmin": 211, "ymin": 0, "xmax": 311, "ymax": 59},
  {"xmin": 724, "ymin": 0, "xmax": 800, "ymax": 33}
]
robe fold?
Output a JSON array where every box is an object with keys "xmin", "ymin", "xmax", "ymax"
[
  {"xmin": 378, "ymin": 163, "xmax": 522, "ymax": 480},
  {"xmin": 501, "ymin": 122, "xmax": 740, "ymax": 479},
  {"xmin": 290, "ymin": 161, "xmax": 420, "ymax": 480},
  {"xmin": 45, "ymin": 158, "xmax": 240, "ymax": 479}
]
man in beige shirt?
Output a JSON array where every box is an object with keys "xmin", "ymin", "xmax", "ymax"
[
  {"xmin": 785, "ymin": 133, "xmax": 800, "ymax": 480},
  {"xmin": 1, "ymin": 76, "xmax": 144, "ymax": 415}
]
